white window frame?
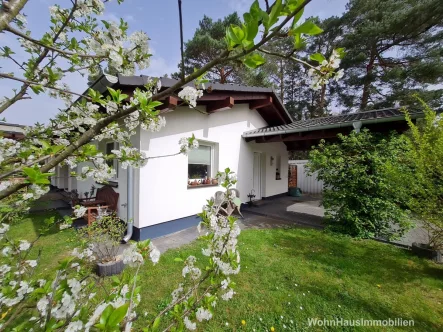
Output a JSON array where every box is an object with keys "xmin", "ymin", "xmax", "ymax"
[
  {"xmin": 187, "ymin": 141, "xmax": 218, "ymax": 184},
  {"xmin": 105, "ymin": 141, "xmax": 119, "ymax": 180}
]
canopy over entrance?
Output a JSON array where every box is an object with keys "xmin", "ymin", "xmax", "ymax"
[{"xmin": 242, "ymin": 108, "xmax": 423, "ymax": 151}]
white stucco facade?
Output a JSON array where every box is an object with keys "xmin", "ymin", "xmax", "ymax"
[
  {"xmin": 72, "ymin": 129, "xmax": 141, "ymax": 222},
  {"xmin": 60, "ymin": 103, "xmax": 288, "ymax": 234},
  {"xmin": 137, "ymin": 104, "xmax": 288, "ymax": 229}
]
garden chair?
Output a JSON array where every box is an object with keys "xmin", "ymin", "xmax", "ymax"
[
  {"xmin": 73, "ymin": 185, "xmax": 120, "ymax": 226},
  {"xmin": 214, "ymin": 188, "xmax": 243, "ymax": 218}
]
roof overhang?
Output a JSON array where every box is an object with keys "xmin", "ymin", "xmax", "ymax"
[
  {"xmin": 111, "ymin": 74, "xmax": 292, "ymax": 126},
  {"xmin": 243, "ymin": 108, "xmax": 424, "ymax": 150}
]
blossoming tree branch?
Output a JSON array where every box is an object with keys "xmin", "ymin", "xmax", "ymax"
[{"xmin": 0, "ymin": 0, "xmax": 344, "ymax": 330}]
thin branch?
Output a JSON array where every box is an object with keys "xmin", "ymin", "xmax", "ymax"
[
  {"xmin": 5, "ymin": 53, "xmax": 26, "ymax": 71},
  {"xmin": 178, "ymin": 0, "xmax": 185, "ymax": 81},
  {"xmin": 0, "ymin": 0, "xmax": 314, "ymax": 200},
  {"xmin": 0, "ymin": 0, "xmax": 79, "ymax": 115},
  {"xmin": 0, "ymin": 73, "xmax": 91, "ymax": 100},
  {"xmin": 0, "ymin": 155, "xmax": 51, "ymax": 181},
  {"xmin": 0, "ymin": 0, "xmax": 29, "ymax": 32},
  {"xmin": 5, "ymin": 24, "xmax": 104, "ymax": 59},
  {"xmin": 258, "ymin": 48, "xmax": 318, "ymax": 71},
  {"xmin": 224, "ymin": 0, "xmax": 312, "ymax": 62}
]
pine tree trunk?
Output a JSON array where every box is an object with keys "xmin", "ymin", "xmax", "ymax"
[
  {"xmin": 317, "ymin": 84, "xmax": 327, "ymax": 116},
  {"xmin": 219, "ymin": 67, "xmax": 226, "ymax": 84},
  {"xmin": 279, "ymin": 60, "xmax": 284, "ymax": 101},
  {"xmin": 360, "ymin": 45, "xmax": 377, "ymax": 110}
]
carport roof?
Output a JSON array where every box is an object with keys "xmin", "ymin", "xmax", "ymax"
[{"xmin": 242, "ymin": 107, "xmax": 423, "ymax": 138}]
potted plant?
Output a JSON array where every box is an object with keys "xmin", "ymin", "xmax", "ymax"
[{"xmin": 78, "ymin": 211, "xmax": 127, "ymax": 276}]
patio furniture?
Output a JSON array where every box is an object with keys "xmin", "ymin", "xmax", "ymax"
[
  {"xmin": 214, "ymin": 188, "xmax": 243, "ymax": 218},
  {"xmin": 73, "ymin": 185, "xmax": 119, "ymax": 226}
]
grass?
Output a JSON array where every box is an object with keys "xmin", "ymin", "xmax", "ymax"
[
  {"xmin": 7, "ymin": 211, "xmax": 80, "ymax": 278},
  {"xmin": 7, "ymin": 214, "xmax": 443, "ymax": 331}
]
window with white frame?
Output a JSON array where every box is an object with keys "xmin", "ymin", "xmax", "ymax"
[
  {"xmin": 188, "ymin": 141, "xmax": 218, "ymax": 186},
  {"xmin": 105, "ymin": 141, "xmax": 119, "ymax": 180}
]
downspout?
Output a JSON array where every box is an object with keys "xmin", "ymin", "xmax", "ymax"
[{"xmin": 123, "ymin": 165, "xmax": 134, "ymax": 242}]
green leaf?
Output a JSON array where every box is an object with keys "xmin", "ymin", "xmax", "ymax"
[
  {"xmin": 268, "ymin": 0, "xmax": 283, "ymax": 28},
  {"xmin": 310, "ymin": 53, "xmax": 326, "ymax": 63},
  {"xmin": 291, "ymin": 7, "xmax": 305, "ymax": 29},
  {"xmin": 101, "ymin": 20, "xmax": 110, "ymax": 29},
  {"xmin": 244, "ymin": 19, "xmax": 259, "ymax": 41},
  {"xmin": 249, "ymin": 0, "xmax": 261, "ymax": 20},
  {"xmin": 285, "ymin": 0, "xmax": 305, "ymax": 27},
  {"xmin": 107, "ymin": 303, "xmax": 129, "ymax": 328},
  {"xmin": 174, "ymin": 257, "xmax": 184, "ymax": 262},
  {"xmin": 293, "ymin": 20, "xmax": 323, "ymax": 35},
  {"xmin": 228, "ymin": 24, "xmax": 245, "ymax": 44},
  {"xmin": 233, "ymin": 197, "xmax": 242, "ymax": 207},
  {"xmin": 99, "ymin": 304, "xmax": 113, "ymax": 326},
  {"xmin": 30, "ymin": 85, "xmax": 44, "ymax": 94},
  {"xmin": 22, "ymin": 167, "xmax": 51, "ymax": 184},
  {"xmin": 243, "ymin": 53, "xmax": 266, "ymax": 69},
  {"xmin": 293, "ymin": 33, "xmax": 306, "ymax": 50},
  {"xmin": 242, "ymin": 39, "xmax": 254, "ymax": 50},
  {"xmin": 147, "ymin": 100, "xmax": 163, "ymax": 109},
  {"xmin": 152, "ymin": 316, "xmax": 161, "ymax": 332}
]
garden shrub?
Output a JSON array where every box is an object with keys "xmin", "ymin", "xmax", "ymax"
[
  {"xmin": 307, "ymin": 129, "xmax": 413, "ymax": 239},
  {"xmin": 389, "ymin": 102, "xmax": 443, "ymax": 249}
]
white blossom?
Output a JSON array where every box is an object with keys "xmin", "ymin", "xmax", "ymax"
[
  {"xmin": 66, "ymin": 320, "xmax": 83, "ymax": 332},
  {"xmin": 178, "ymin": 86, "xmax": 203, "ymax": 108},
  {"xmin": 221, "ymin": 288, "xmax": 235, "ymax": 301},
  {"xmin": 19, "ymin": 240, "xmax": 31, "ymax": 251},
  {"xmin": 149, "ymin": 242, "xmax": 160, "ymax": 264},
  {"xmin": 73, "ymin": 205, "xmax": 87, "ymax": 218},
  {"xmin": 122, "ymin": 243, "xmax": 144, "ymax": 267},
  {"xmin": 184, "ymin": 316, "xmax": 196, "ymax": 331},
  {"xmin": 0, "ymin": 223, "xmax": 9, "ymax": 239},
  {"xmin": 37, "ymin": 297, "xmax": 49, "ymax": 316},
  {"xmin": 26, "ymin": 260, "xmax": 38, "ymax": 268},
  {"xmin": 196, "ymin": 307, "xmax": 212, "ymax": 322}
]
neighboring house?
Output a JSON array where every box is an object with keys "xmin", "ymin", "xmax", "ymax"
[
  {"xmin": 0, "ymin": 122, "xmax": 26, "ymax": 140},
  {"xmin": 55, "ymin": 74, "xmax": 292, "ymax": 240}
]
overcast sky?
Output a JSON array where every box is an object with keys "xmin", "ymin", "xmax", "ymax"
[{"xmin": 0, "ymin": 0, "xmax": 348, "ymax": 125}]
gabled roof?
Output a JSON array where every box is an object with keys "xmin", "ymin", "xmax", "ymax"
[{"xmin": 243, "ymin": 108, "xmax": 423, "ymax": 138}]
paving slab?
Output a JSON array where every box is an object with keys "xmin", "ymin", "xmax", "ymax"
[{"xmin": 242, "ymin": 195, "xmax": 325, "ymax": 229}]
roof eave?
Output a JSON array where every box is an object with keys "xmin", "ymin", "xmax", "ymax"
[{"xmin": 242, "ymin": 112, "xmax": 423, "ymax": 138}]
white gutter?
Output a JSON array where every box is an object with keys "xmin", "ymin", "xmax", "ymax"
[{"xmin": 122, "ymin": 166, "xmax": 134, "ymax": 243}]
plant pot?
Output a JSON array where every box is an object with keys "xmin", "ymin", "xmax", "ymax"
[
  {"xmin": 212, "ymin": 179, "xmax": 218, "ymax": 185},
  {"xmin": 288, "ymin": 187, "xmax": 302, "ymax": 197},
  {"xmin": 96, "ymin": 258, "xmax": 125, "ymax": 276},
  {"xmin": 411, "ymin": 242, "xmax": 443, "ymax": 263}
]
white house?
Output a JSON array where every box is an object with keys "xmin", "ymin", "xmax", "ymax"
[{"xmin": 53, "ymin": 75, "xmax": 292, "ymax": 240}]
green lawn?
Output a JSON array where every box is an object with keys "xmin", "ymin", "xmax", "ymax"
[
  {"xmin": 7, "ymin": 214, "xmax": 443, "ymax": 331},
  {"xmin": 7, "ymin": 211, "xmax": 80, "ymax": 278}
]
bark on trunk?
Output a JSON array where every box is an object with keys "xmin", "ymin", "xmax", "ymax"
[
  {"xmin": 360, "ymin": 45, "xmax": 377, "ymax": 110},
  {"xmin": 279, "ymin": 60, "xmax": 284, "ymax": 101}
]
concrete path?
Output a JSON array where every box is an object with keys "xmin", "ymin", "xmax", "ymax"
[
  {"xmin": 151, "ymin": 226, "xmax": 201, "ymax": 253},
  {"xmin": 241, "ymin": 195, "xmax": 324, "ymax": 229},
  {"xmin": 150, "ymin": 212, "xmax": 313, "ymax": 253}
]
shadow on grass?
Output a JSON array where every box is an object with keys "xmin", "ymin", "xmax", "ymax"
[
  {"xmin": 267, "ymin": 228, "xmax": 443, "ymax": 330},
  {"xmin": 25, "ymin": 210, "xmax": 64, "ymax": 236}
]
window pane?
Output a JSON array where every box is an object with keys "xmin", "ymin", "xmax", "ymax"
[
  {"xmin": 188, "ymin": 145, "xmax": 211, "ymax": 165},
  {"xmin": 188, "ymin": 164, "xmax": 210, "ymax": 179}
]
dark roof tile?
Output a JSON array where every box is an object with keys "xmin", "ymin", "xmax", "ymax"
[{"xmin": 243, "ymin": 108, "xmax": 424, "ymax": 138}]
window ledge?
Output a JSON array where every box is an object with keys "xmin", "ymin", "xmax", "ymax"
[{"xmin": 187, "ymin": 184, "xmax": 219, "ymax": 189}]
